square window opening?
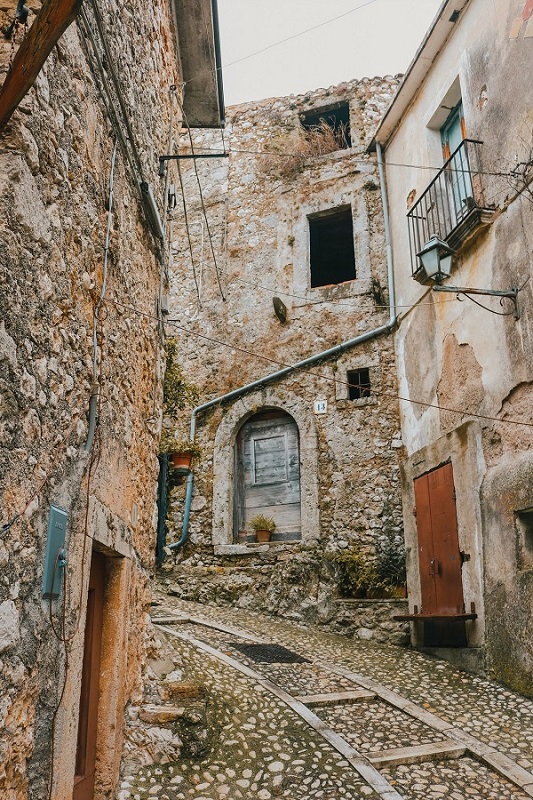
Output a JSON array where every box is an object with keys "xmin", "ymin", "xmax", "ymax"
[
  {"xmin": 309, "ymin": 206, "xmax": 356, "ymax": 288},
  {"xmin": 300, "ymin": 103, "xmax": 351, "ymax": 151},
  {"xmin": 347, "ymin": 368, "xmax": 371, "ymax": 400},
  {"xmin": 516, "ymin": 508, "xmax": 533, "ymax": 570}
]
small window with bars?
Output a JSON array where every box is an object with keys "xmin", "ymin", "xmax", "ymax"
[{"xmin": 347, "ymin": 368, "xmax": 371, "ymax": 400}]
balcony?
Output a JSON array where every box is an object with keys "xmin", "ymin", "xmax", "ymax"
[{"xmin": 407, "ymin": 139, "xmax": 496, "ymax": 284}]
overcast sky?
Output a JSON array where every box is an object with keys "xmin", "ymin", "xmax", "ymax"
[{"xmin": 217, "ymin": 0, "xmax": 443, "ymax": 106}]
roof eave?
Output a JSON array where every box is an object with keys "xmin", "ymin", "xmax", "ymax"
[
  {"xmin": 369, "ymin": 0, "xmax": 472, "ymax": 151},
  {"xmin": 173, "ymin": 0, "xmax": 225, "ymax": 128}
]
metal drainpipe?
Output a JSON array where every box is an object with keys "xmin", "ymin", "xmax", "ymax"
[{"xmin": 167, "ymin": 141, "xmax": 396, "ymax": 551}]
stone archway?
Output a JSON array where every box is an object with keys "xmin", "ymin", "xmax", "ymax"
[{"xmin": 211, "ymin": 388, "xmax": 320, "ymax": 553}]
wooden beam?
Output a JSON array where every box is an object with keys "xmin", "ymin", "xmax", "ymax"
[{"xmin": 0, "ymin": 0, "xmax": 84, "ymax": 133}]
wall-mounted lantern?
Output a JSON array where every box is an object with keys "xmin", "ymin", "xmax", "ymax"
[{"xmin": 415, "ymin": 235, "xmax": 454, "ymax": 285}]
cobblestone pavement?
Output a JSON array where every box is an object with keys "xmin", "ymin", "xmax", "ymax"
[{"xmin": 118, "ymin": 589, "xmax": 533, "ymax": 800}]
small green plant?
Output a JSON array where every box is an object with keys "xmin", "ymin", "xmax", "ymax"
[
  {"xmin": 159, "ymin": 429, "xmax": 202, "ymax": 459},
  {"xmin": 362, "ymin": 179, "xmax": 379, "ymax": 191},
  {"xmin": 328, "ymin": 545, "xmax": 380, "ymax": 598},
  {"xmin": 248, "ymin": 514, "xmax": 276, "ymax": 533},
  {"xmin": 163, "ymin": 338, "xmax": 199, "ymax": 418},
  {"xmin": 375, "ymin": 530, "xmax": 407, "ymax": 590},
  {"xmin": 328, "ymin": 532, "xmax": 406, "ymax": 598}
]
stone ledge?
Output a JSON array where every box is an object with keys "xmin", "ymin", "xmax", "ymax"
[
  {"xmin": 336, "ymin": 598, "xmax": 408, "ymax": 606},
  {"xmin": 214, "ymin": 542, "xmax": 303, "ymax": 555},
  {"xmin": 138, "ymin": 705, "xmax": 185, "ymax": 724},
  {"xmin": 214, "ymin": 544, "xmax": 270, "ymax": 555}
]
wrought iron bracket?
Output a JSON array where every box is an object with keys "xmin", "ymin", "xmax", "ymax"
[
  {"xmin": 159, "ymin": 153, "xmax": 229, "ymax": 176},
  {"xmin": 432, "ymin": 284, "xmax": 521, "ymax": 320}
]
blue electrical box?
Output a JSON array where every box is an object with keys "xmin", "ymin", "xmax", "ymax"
[{"xmin": 42, "ymin": 505, "xmax": 68, "ymax": 599}]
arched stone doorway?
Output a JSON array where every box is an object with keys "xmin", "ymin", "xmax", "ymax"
[
  {"xmin": 210, "ymin": 389, "xmax": 319, "ymax": 553},
  {"xmin": 234, "ymin": 409, "xmax": 301, "ymax": 541}
]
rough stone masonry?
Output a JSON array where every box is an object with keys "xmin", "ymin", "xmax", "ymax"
[{"xmin": 163, "ymin": 77, "xmax": 409, "ymax": 637}]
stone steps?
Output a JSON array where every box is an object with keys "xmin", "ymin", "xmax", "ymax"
[
  {"xmin": 367, "ymin": 740, "xmax": 466, "ymax": 768},
  {"xmin": 295, "ymin": 689, "xmax": 376, "ymax": 706}
]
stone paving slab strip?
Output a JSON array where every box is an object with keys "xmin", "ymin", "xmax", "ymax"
[
  {"xmin": 160, "ymin": 625, "xmax": 403, "ymax": 800},
  {"xmin": 366, "ymin": 741, "xmax": 466, "ymax": 768},
  {"xmin": 296, "ymin": 690, "xmax": 376, "ymax": 706},
  {"xmin": 315, "ymin": 659, "xmax": 533, "ymax": 793},
  {"xmin": 158, "ymin": 609, "xmax": 533, "ymax": 797}
]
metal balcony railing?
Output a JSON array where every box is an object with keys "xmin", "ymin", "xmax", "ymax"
[{"xmin": 407, "ymin": 139, "xmax": 495, "ymax": 281}]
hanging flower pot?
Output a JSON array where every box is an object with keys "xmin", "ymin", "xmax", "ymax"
[
  {"xmin": 170, "ymin": 451, "xmax": 192, "ymax": 473},
  {"xmin": 160, "ymin": 434, "xmax": 202, "ymax": 474}
]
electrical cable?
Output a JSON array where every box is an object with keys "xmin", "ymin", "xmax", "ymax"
[
  {"xmin": 83, "ymin": 0, "xmax": 145, "ymax": 178},
  {"xmin": 173, "ymin": 94, "xmax": 226, "ymax": 301},
  {"xmin": 175, "ymin": 156, "xmax": 202, "ymax": 308},
  {"xmin": 175, "ymin": 145, "xmax": 519, "ymax": 181},
  {"xmin": 185, "ymin": 0, "xmax": 379, "ymax": 84},
  {"xmin": 47, "ymin": 427, "xmax": 101, "ymax": 800},
  {"xmin": 48, "ymin": 558, "xmax": 70, "ymax": 800},
  {"xmin": 164, "ymin": 318, "xmax": 533, "ymax": 429},
  {"xmin": 93, "ymin": 141, "xmax": 117, "ymax": 379},
  {"xmin": 98, "ymin": 297, "xmax": 532, "ymax": 430},
  {"xmin": 77, "ymin": 8, "xmax": 139, "ymax": 182}
]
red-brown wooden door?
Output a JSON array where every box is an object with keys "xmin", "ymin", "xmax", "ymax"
[
  {"xmin": 414, "ymin": 463, "xmax": 464, "ymax": 615},
  {"xmin": 73, "ymin": 551, "xmax": 105, "ymax": 800}
]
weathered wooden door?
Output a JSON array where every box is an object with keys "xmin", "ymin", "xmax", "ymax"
[
  {"xmin": 414, "ymin": 463, "xmax": 466, "ymax": 645},
  {"xmin": 235, "ymin": 411, "xmax": 301, "ymax": 539},
  {"xmin": 73, "ymin": 551, "xmax": 105, "ymax": 800}
]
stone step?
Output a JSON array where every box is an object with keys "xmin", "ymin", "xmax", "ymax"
[
  {"xmin": 296, "ymin": 690, "xmax": 376, "ymax": 706},
  {"xmin": 138, "ymin": 705, "xmax": 185, "ymax": 724},
  {"xmin": 367, "ymin": 740, "xmax": 466, "ymax": 768}
]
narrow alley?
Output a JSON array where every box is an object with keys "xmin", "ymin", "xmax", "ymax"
[
  {"xmin": 1, "ymin": 1, "xmax": 533, "ymax": 798},
  {"xmin": 117, "ymin": 583, "xmax": 533, "ymax": 800}
]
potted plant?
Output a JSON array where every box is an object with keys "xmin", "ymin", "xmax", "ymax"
[
  {"xmin": 160, "ymin": 430, "xmax": 202, "ymax": 473},
  {"xmin": 249, "ymin": 514, "xmax": 276, "ymax": 543}
]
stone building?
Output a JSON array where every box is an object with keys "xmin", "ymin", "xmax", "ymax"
[
  {"xmin": 163, "ymin": 77, "xmax": 408, "ymax": 627},
  {"xmin": 0, "ymin": 1, "xmax": 221, "ymax": 798},
  {"xmin": 372, "ymin": 0, "xmax": 533, "ymax": 693}
]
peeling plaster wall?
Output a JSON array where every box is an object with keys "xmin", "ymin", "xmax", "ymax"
[
  {"xmin": 381, "ymin": 0, "xmax": 533, "ymax": 691},
  {"xmin": 0, "ymin": 0, "xmax": 182, "ymax": 796},
  {"xmin": 165, "ymin": 78, "xmax": 406, "ymax": 615}
]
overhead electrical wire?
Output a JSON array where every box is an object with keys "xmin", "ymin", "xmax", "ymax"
[
  {"xmin": 177, "ymin": 145, "xmax": 519, "ymax": 181},
  {"xmin": 99, "ymin": 296, "xmax": 533, "ymax": 430},
  {"xmin": 175, "ymin": 156, "xmax": 202, "ymax": 308},
  {"xmin": 185, "ymin": 0, "xmax": 380, "ymax": 84},
  {"xmin": 173, "ymin": 92, "xmax": 226, "ymax": 302}
]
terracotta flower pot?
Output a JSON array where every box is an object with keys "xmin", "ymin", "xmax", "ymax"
[
  {"xmin": 255, "ymin": 529, "xmax": 271, "ymax": 543},
  {"xmin": 170, "ymin": 452, "xmax": 192, "ymax": 472}
]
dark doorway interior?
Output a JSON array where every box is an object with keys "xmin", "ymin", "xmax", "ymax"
[{"xmin": 73, "ymin": 550, "xmax": 105, "ymax": 800}]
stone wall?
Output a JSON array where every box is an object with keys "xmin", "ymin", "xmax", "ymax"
[
  {"xmin": 375, "ymin": 0, "xmax": 533, "ymax": 691},
  {"xmin": 0, "ymin": 1, "xmax": 181, "ymax": 797},
  {"xmin": 159, "ymin": 561, "xmax": 409, "ymax": 647},
  {"xmin": 164, "ymin": 77, "xmax": 407, "ymax": 609}
]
